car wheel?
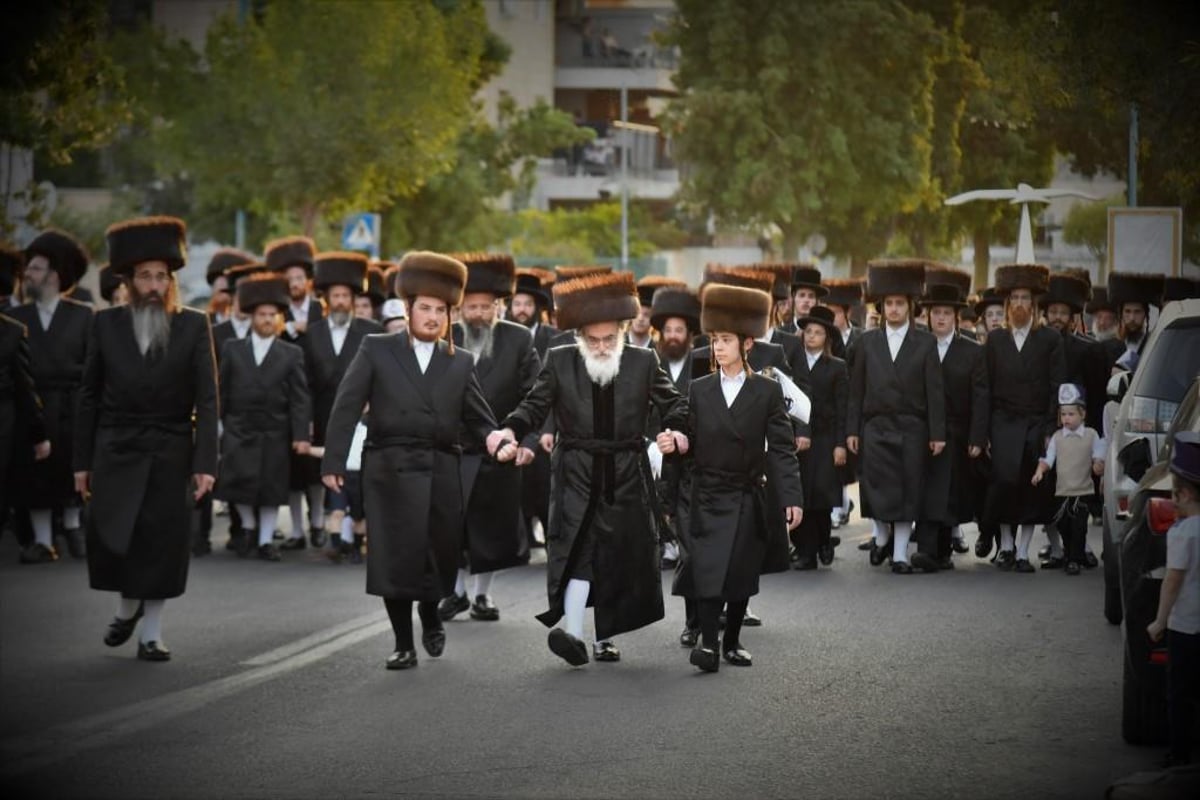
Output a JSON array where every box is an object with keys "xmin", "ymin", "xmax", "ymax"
[
  {"xmin": 1102, "ymin": 516, "xmax": 1123, "ymax": 625},
  {"xmin": 1121, "ymin": 651, "xmax": 1169, "ymax": 746}
]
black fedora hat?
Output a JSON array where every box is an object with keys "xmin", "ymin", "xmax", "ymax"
[{"xmin": 795, "ymin": 304, "xmax": 837, "ymax": 337}]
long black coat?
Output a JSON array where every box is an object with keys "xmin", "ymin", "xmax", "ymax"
[
  {"xmin": 283, "ymin": 297, "xmax": 324, "ymax": 343},
  {"xmin": 672, "ymin": 372, "xmax": 803, "ymax": 601},
  {"xmin": 0, "ymin": 315, "xmax": 47, "ymax": 507},
  {"xmin": 792, "ymin": 352, "xmax": 848, "ymax": 511},
  {"xmin": 452, "ymin": 320, "xmax": 541, "ymax": 574},
  {"xmin": 765, "ymin": 328, "xmax": 805, "ymax": 375},
  {"xmin": 531, "ymin": 322, "xmax": 561, "ymax": 359},
  {"xmin": 921, "ymin": 335, "xmax": 989, "ymax": 525},
  {"xmin": 321, "ymin": 333, "xmax": 496, "ymax": 601},
  {"xmin": 215, "ymin": 336, "xmax": 310, "ymax": 507},
  {"xmin": 846, "ymin": 326, "xmax": 946, "ymax": 522},
  {"xmin": 74, "ymin": 307, "xmax": 218, "ymax": 598},
  {"xmin": 301, "ymin": 317, "xmax": 382, "ymax": 445},
  {"xmin": 7, "ymin": 298, "xmax": 91, "ymax": 508},
  {"xmin": 984, "ymin": 326, "xmax": 1065, "ymax": 524},
  {"xmin": 1060, "ymin": 330, "xmax": 1108, "ymax": 431},
  {"xmin": 503, "ymin": 345, "xmax": 687, "ymax": 641},
  {"xmin": 210, "ymin": 318, "xmax": 248, "ymax": 366}
]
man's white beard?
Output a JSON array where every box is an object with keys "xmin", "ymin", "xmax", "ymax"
[
  {"xmin": 461, "ymin": 318, "xmax": 496, "ymax": 362},
  {"xmin": 576, "ymin": 334, "xmax": 624, "ymax": 387},
  {"xmin": 1094, "ymin": 327, "xmax": 1116, "ymax": 342},
  {"xmin": 132, "ymin": 303, "xmax": 171, "ymax": 357},
  {"xmin": 329, "ymin": 309, "xmax": 351, "ymax": 326}
]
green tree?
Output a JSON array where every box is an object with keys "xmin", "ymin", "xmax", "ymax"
[
  {"xmin": 1063, "ymin": 195, "xmax": 1121, "ymax": 267},
  {"xmin": 503, "ymin": 202, "xmax": 679, "ymax": 264}
]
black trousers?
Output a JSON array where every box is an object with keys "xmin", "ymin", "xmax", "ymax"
[
  {"xmin": 383, "ymin": 598, "xmax": 441, "ymax": 652},
  {"xmin": 915, "ymin": 520, "xmax": 952, "ymax": 560},
  {"xmin": 1168, "ymin": 629, "xmax": 1200, "ymax": 765},
  {"xmin": 1055, "ymin": 496, "xmax": 1089, "ymax": 564},
  {"xmin": 792, "ymin": 509, "xmax": 831, "ymax": 562}
]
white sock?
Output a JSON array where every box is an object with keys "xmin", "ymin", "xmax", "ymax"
[
  {"xmin": 829, "ymin": 510, "xmax": 840, "ymax": 524},
  {"xmin": 474, "ymin": 571, "xmax": 494, "ymax": 598},
  {"xmin": 1045, "ymin": 526, "xmax": 1064, "ymax": 558},
  {"xmin": 454, "ymin": 568, "xmax": 468, "ymax": 597},
  {"xmin": 663, "ymin": 541, "xmax": 679, "ymax": 561},
  {"xmin": 892, "ymin": 521, "xmax": 913, "ymax": 564},
  {"xmin": 1000, "ymin": 525, "xmax": 1015, "ymax": 553},
  {"xmin": 31, "ymin": 509, "xmax": 53, "ymax": 548},
  {"xmin": 872, "ymin": 520, "xmax": 891, "ymax": 547},
  {"xmin": 951, "ymin": 525, "xmax": 963, "ymax": 542},
  {"xmin": 564, "ymin": 579, "xmax": 590, "ymax": 639},
  {"xmin": 258, "ymin": 506, "xmax": 279, "ymax": 547},
  {"xmin": 63, "ymin": 507, "xmax": 81, "ymax": 529},
  {"xmin": 1016, "ymin": 524, "xmax": 1035, "ymax": 561},
  {"xmin": 140, "ymin": 599, "xmax": 165, "ymax": 644},
  {"xmin": 306, "ymin": 485, "xmax": 325, "ymax": 529},
  {"xmin": 288, "ymin": 491, "xmax": 304, "ymax": 538},
  {"xmin": 340, "ymin": 515, "xmax": 354, "ymax": 540},
  {"xmin": 116, "ymin": 596, "xmax": 141, "ymax": 620},
  {"xmin": 841, "ymin": 487, "xmax": 852, "ymax": 515},
  {"xmin": 235, "ymin": 504, "xmax": 256, "ymax": 538}
]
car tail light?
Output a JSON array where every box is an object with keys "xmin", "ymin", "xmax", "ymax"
[
  {"xmin": 1118, "ymin": 495, "xmax": 1130, "ymax": 515},
  {"xmin": 1150, "ymin": 649, "xmax": 1169, "ymax": 665},
  {"xmin": 1148, "ymin": 497, "xmax": 1177, "ymax": 534}
]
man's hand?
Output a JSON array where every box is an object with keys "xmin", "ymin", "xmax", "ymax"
[
  {"xmin": 192, "ymin": 473, "xmax": 215, "ymax": 502},
  {"xmin": 322, "ymin": 473, "xmax": 344, "ymax": 492},
  {"xmin": 796, "ymin": 436, "xmax": 812, "ymax": 452},
  {"xmin": 33, "ymin": 440, "xmax": 51, "ymax": 461},
  {"xmin": 539, "ymin": 433, "xmax": 554, "ymax": 454},
  {"xmin": 292, "ymin": 441, "xmax": 310, "ymax": 455},
  {"xmin": 656, "ymin": 430, "xmax": 677, "ymax": 454},
  {"xmin": 929, "ymin": 441, "xmax": 945, "ymax": 457},
  {"xmin": 1147, "ymin": 619, "xmax": 1166, "ymax": 643},
  {"xmin": 74, "ymin": 470, "xmax": 91, "ymax": 498},
  {"xmin": 515, "ymin": 446, "xmax": 536, "ymax": 467},
  {"xmin": 785, "ymin": 506, "xmax": 803, "ymax": 531},
  {"xmin": 486, "ymin": 429, "xmax": 516, "ymax": 457},
  {"xmin": 1092, "ymin": 458, "xmax": 1105, "ymax": 477},
  {"xmin": 846, "ymin": 436, "xmax": 859, "ymax": 455},
  {"xmin": 294, "ymin": 319, "xmax": 307, "ymax": 335},
  {"xmin": 968, "ymin": 445, "xmax": 982, "ymax": 458},
  {"xmin": 833, "ymin": 446, "xmax": 847, "ymax": 467}
]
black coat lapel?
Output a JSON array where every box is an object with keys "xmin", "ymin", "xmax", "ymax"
[{"xmin": 388, "ymin": 334, "xmax": 433, "ymax": 404}]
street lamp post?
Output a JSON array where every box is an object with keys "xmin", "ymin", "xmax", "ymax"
[{"xmin": 620, "ymin": 79, "xmax": 628, "ymax": 269}]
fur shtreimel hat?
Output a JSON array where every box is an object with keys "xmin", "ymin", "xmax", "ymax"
[
  {"xmin": 636, "ymin": 274, "xmax": 687, "ymax": 308},
  {"xmin": 396, "ymin": 251, "xmax": 467, "ymax": 307},
  {"xmin": 650, "ymin": 286, "xmax": 701, "ymax": 333},
  {"xmin": 264, "ymin": 236, "xmax": 316, "ymax": 276},
  {"xmin": 554, "ymin": 271, "xmax": 639, "ymax": 331},
  {"xmin": 1108, "ymin": 271, "xmax": 1166, "ymax": 311},
  {"xmin": 206, "ymin": 248, "xmax": 255, "ymax": 286},
  {"xmin": 314, "ymin": 251, "xmax": 370, "ymax": 294},
  {"xmin": 1162, "ymin": 276, "xmax": 1200, "ymax": 304},
  {"xmin": 702, "ymin": 264, "xmax": 774, "ymax": 294},
  {"xmin": 24, "ymin": 229, "xmax": 89, "ymax": 291},
  {"xmin": 456, "ymin": 252, "xmax": 516, "ymax": 298},
  {"xmin": 1044, "ymin": 272, "xmax": 1092, "ymax": 314},
  {"xmin": 742, "ymin": 263, "xmax": 795, "ymax": 301},
  {"xmin": 236, "ymin": 272, "xmax": 289, "ymax": 312},
  {"xmin": 923, "ymin": 264, "xmax": 971, "ymax": 301},
  {"xmin": 105, "ymin": 216, "xmax": 187, "ymax": 276},
  {"xmin": 865, "ymin": 259, "xmax": 926, "ymax": 302},
  {"xmin": 822, "ymin": 278, "xmax": 864, "ymax": 309},
  {"xmin": 227, "ymin": 261, "xmax": 270, "ymax": 289},
  {"xmin": 700, "ymin": 283, "xmax": 771, "ymax": 340},
  {"xmin": 919, "ymin": 284, "xmax": 968, "ymax": 309},
  {"xmin": 994, "ymin": 263, "xmax": 1050, "ymax": 296}
]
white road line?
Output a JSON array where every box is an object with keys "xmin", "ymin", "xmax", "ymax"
[
  {"xmin": 241, "ymin": 612, "xmax": 386, "ymax": 666},
  {"xmin": 0, "ymin": 617, "xmax": 392, "ymax": 779}
]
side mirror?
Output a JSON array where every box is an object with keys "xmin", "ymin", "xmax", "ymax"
[{"xmin": 1118, "ymin": 437, "xmax": 1152, "ymax": 484}]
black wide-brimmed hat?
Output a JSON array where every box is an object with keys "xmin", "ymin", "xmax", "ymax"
[
  {"xmin": 923, "ymin": 264, "xmax": 971, "ymax": 300},
  {"xmin": 105, "ymin": 216, "xmax": 187, "ymax": 275},
  {"xmin": 700, "ymin": 283, "xmax": 771, "ymax": 340},
  {"xmin": 362, "ymin": 265, "xmax": 387, "ymax": 305},
  {"xmin": 1086, "ymin": 286, "xmax": 1115, "ymax": 315},
  {"xmin": 554, "ymin": 271, "xmax": 639, "ymax": 331},
  {"xmin": 1109, "ymin": 271, "xmax": 1166, "ymax": 311},
  {"xmin": 994, "ymin": 263, "xmax": 1050, "ymax": 296},
  {"xmin": 236, "ymin": 272, "xmax": 289, "ymax": 312},
  {"xmin": 25, "ymin": 229, "xmax": 89, "ymax": 291},
  {"xmin": 396, "ymin": 251, "xmax": 467, "ymax": 307},
  {"xmin": 650, "ymin": 286, "xmax": 701, "ymax": 332},
  {"xmin": 315, "ymin": 252, "xmax": 370, "ymax": 294},
  {"xmin": 865, "ymin": 259, "xmax": 925, "ymax": 303},
  {"xmin": 514, "ymin": 269, "xmax": 551, "ymax": 306},
  {"xmin": 455, "ymin": 252, "xmax": 517, "ymax": 298},
  {"xmin": 98, "ymin": 264, "xmax": 123, "ymax": 303},
  {"xmin": 790, "ymin": 264, "xmax": 828, "ymax": 297},
  {"xmin": 974, "ymin": 286, "xmax": 1004, "ymax": 316},
  {"xmin": 636, "ymin": 274, "xmax": 687, "ymax": 308},
  {"xmin": 264, "ymin": 236, "xmax": 317, "ymax": 276},
  {"xmin": 920, "ymin": 283, "xmax": 968, "ymax": 309},
  {"xmin": 206, "ymin": 248, "xmax": 256, "ymax": 286},
  {"xmin": 1043, "ymin": 272, "xmax": 1092, "ymax": 314},
  {"xmin": 796, "ymin": 304, "xmax": 838, "ymax": 337},
  {"xmin": 822, "ymin": 278, "xmax": 864, "ymax": 309}
]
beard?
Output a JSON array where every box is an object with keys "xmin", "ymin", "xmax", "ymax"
[
  {"xmin": 1009, "ymin": 305, "xmax": 1032, "ymax": 329},
  {"xmin": 461, "ymin": 318, "xmax": 496, "ymax": 361},
  {"xmin": 510, "ymin": 308, "xmax": 535, "ymax": 327},
  {"xmin": 329, "ymin": 308, "xmax": 351, "ymax": 327},
  {"xmin": 1094, "ymin": 327, "xmax": 1116, "ymax": 342},
  {"xmin": 576, "ymin": 334, "xmax": 624, "ymax": 387},
  {"xmin": 1124, "ymin": 322, "xmax": 1144, "ymax": 342},
  {"xmin": 656, "ymin": 337, "xmax": 689, "ymax": 362},
  {"xmin": 22, "ymin": 280, "xmax": 44, "ymax": 304},
  {"xmin": 131, "ymin": 298, "xmax": 171, "ymax": 357}
]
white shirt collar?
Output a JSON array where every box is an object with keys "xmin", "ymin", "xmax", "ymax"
[
  {"xmin": 1012, "ymin": 322, "xmax": 1032, "ymax": 338},
  {"xmin": 1061, "ymin": 424, "xmax": 1086, "ymax": 438},
  {"xmin": 231, "ymin": 315, "xmax": 251, "ymax": 337},
  {"xmin": 329, "ymin": 316, "xmax": 350, "ymax": 331},
  {"xmin": 937, "ymin": 332, "xmax": 954, "ymax": 348},
  {"xmin": 36, "ymin": 296, "xmax": 60, "ymax": 315},
  {"xmin": 251, "ymin": 331, "xmax": 274, "ymax": 347},
  {"xmin": 886, "ymin": 321, "xmax": 909, "ymax": 338},
  {"xmin": 719, "ymin": 369, "xmax": 746, "ymax": 385},
  {"xmin": 805, "ymin": 349, "xmax": 821, "ymax": 367}
]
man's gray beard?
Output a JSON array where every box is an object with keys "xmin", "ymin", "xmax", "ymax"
[
  {"xmin": 576, "ymin": 334, "xmax": 623, "ymax": 387},
  {"xmin": 1094, "ymin": 327, "xmax": 1116, "ymax": 342},
  {"xmin": 131, "ymin": 302, "xmax": 171, "ymax": 357},
  {"xmin": 22, "ymin": 282, "xmax": 43, "ymax": 304},
  {"xmin": 329, "ymin": 309, "xmax": 351, "ymax": 326},
  {"xmin": 462, "ymin": 319, "xmax": 496, "ymax": 361}
]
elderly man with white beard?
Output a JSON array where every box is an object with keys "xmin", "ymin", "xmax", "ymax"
[{"xmin": 488, "ymin": 272, "xmax": 689, "ymax": 667}]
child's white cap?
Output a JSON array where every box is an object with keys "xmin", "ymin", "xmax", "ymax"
[{"xmin": 1058, "ymin": 383, "xmax": 1084, "ymax": 406}]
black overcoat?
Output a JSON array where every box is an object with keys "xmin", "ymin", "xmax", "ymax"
[
  {"xmin": 321, "ymin": 333, "xmax": 496, "ymax": 601},
  {"xmin": 792, "ymin": 352, "xmax": 848, "ymax": 511},
  {"xmin": 74, "ymin": 307, "xmax": 218, "ymax": 598},
  {"xmin": 502, "ymin": 345, "xmax": 687, "ymax": 640},
  {"xmin": 921, "ymin": 334, "xmax": 989, "ymax": 525},
  {"xmin": 215, "ymin": 336, "xmax": 310, "ymax": 506},
  {"xmin": 301, "ymin": 317, "xmax": 382, "ymax": 445},
  {"xmin": 531, "ymin": 322, "xmax": 561, "ymax": 359},
  {"xmin": 0, "ymin": 315, "xmax": 47, "ymax": 501}
]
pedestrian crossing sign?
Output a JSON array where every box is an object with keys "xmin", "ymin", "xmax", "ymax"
[{"xmin": 341, "ymin": 213, "xmax": 381, "ymax": 258}]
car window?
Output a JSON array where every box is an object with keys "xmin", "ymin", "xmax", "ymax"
[
  {"xmin": 1160, "ymin": 379, "xmax": 1200, "ymax": 462},
  {"xmin": 1136, "ymin": 318, "xmax": 1200, "ymax": 401}
]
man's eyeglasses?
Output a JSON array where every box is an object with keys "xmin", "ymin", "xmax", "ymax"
[{"xmin": 584, "ymin": 334, "xmax": 619, "ymax": 349}]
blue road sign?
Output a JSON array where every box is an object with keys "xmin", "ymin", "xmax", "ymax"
[{"xmin": 341, "ymin": 213, "xmax": 381, "ymax": 259}]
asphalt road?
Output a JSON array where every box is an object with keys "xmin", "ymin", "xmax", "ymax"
[{"xmin": 0, "ymin": 512, "xmax": 1166, "ymax": 799}]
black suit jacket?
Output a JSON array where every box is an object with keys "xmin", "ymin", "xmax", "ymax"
[
  {"xmin": 984, "ymin": 326, "xmax": 1065, "ymax": 484},
  {"xmin": 940, "ymin": 334, "xmax": 989, "ymax": 448},
  {"xmin": 1060, "ymin": 330, "xmax": 1108, "ymax": 429},
  {"xmin": 0, "ymin": 314, "xmax": 47, "ymax": 449},
  {"xmin": 283, "ymin": 297, "xmax": 325, "ymax": 343},
  {"xmin": 301, "ymin": 316, "xmax": 382, "ymax": 443},
  {"xmin": 453, "ymin": 320, "xmax": 541, "ymax": 451},
  {"xmin": 846, "ymin": 326, "xmax": 946, "ymax": 442},
  {"xmin": 765, "ymin": 328, "xmax": 804, "ymax": 374},
  {"xmin": 211, "ymin": 319, "xmax": 249, "ymax": 365},
  {"xmin": 531, "ymin": 322, "xmax": 561, "ymax": 360}
]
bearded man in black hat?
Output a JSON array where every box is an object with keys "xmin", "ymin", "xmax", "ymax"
[
  {"xmin": 75, "ymin": 216, "xmax": 218, "ymax": 662},
  {"xmin": 1087, "ymin": 287, "xmax": 1118, "ymax": 342},
  {"xmin": 437, "ymin": 253, "xmax": 540, "ymax": 623},
  {"xmin": 214, "ymin": 273, "xmax": 311, "ymax": 562},
  {"xmin": 1101, "ymin": 271, "xmax": 1165, "ymax": 376},
  {"xmin": 509, "ymin": 268, "xmax": 559, "ymax": 358},
  {"xmin": 203, "ymin": 248, "xmax": 254, "ymax": 326},
  {"xmin": 846, "ymin": 259, "xmax": 946, "ymax": 574},
  {"xmin": 10, "ymin": 229, "xmax": 92, "ymax": 563},
  {"xmin": 488, "ymin": 272, "xmax": 688, "ymax": 667},
  {"xmin": 632, "ymin": 276, "xmax": 683, "ymax": 348},
  {"xmin": 265, "ymin": 236, "xmax": 323, "ymax": 342},
  {"xmin": 322, "ymin": 251, "xmax": 498, "ymax": 671}
]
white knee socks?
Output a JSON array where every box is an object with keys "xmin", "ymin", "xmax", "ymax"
[
  {"xmin": 140, "ymin": 600, "xmax": 165, "ymax": 644},
  {"xmin": 31, "ymin": 509, "xmax": 53, "ymax": 548},
  {"xmin": 1000, "ymin": 525, "xmax": 1015, "ymax": 553},
  {"xmin": 474, "ymin": 572, "xmax": 494, "ymax": 598},
  {"xmin": 454, "ymin": 568, "xmax": 468, "ymax": 598},
  {"xmin": 892, "ymin": 521, "xmax": 913, "ymax": 564},
  {"xmin": 63, "ymin": 507, "xmax": 81, "ymax": 529},
  {"xmin": 564, "ymin": 579, "xmax": 590, "ymax": 639},
  {"xmin": 951, "ymin": 525, "xmax": 963, "ymax": 542},
  {"xmin": 1045, "ymin": 525, "xmax": 1064, "ymax": 558},
  {"xmin": 872, "ymin": 520, "xmax": 891, "ymax": 547},
  {"xmin": 257, "ymin": 506, "xmax": 279, "ymax": 546},
  {"xmin": 1016, "ymin": 524, "xmax": 1035, "ymax": 561},
  {"xmin": 116, "ymin": 596, "xmax": 141, "ymax": 620}
]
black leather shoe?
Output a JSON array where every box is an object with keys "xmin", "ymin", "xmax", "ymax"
[
  {"xmin": 548, "ymin": 628, "xmax": 589, "ymax": 666},
  {"xmin": 1083, "ymin": 551, "xmax": 1098, "ymax": 569},
  {"xmin": 279, "ymin": 536, "xmax": 306, "ymax": 551},
  {"xmin": 995, "ymin": 550, "xmax": 1016, "ymax": 571},
  {"xmin": 438, "ymin": 593, "xmax": 470, "ymax": 621},
  {"xmin": 869, "ymin": 541, "xmax": 890, "ymax": 566},
  {"xmin": 689, "ymin": 645, "xmax": 719, "ymax": 673},
  {"xmin": 829, "ymin": 535, "xmax": 841, "ymax": 548},
  {"xmin": 742, "ymin": 609, "xmax": 762, "ymax": 627},
  {"xmin": 1064, "ymin": 561, "xmax": 1082, "ymax": 576},
  {"xmin": 104, "ymin": 602, "xmax": 144, "ymax": 647},
  {"xmin": 309, "ymin": 527, "xmax": 328, "ymax": 548},
  {"xmin": 257, "ymin": 543, "xmax": 282, "ymax": 562},
  {"xmin": 386, "ymin": 650, "xmax": 418, "ymax": 670},
  {"xmin": 891, "ymin": 561, "xmax": 913, "ymax": 574},
  {"xmin": 910, "ymin": 552, "xmax": 940, "ymax": 573},
  {"xmin": 951, "ymin": 538, "xmax": 970, "ymax": 554},
  {"xmin": 1040, "ymin": 556, "xmax": 1065, "ymax": 570},
  {"xmin": 469, "ymin": 594, "xmax": 500, "ymax": 621},
  {"xmin": 937, "ymin": 557, "xmax": 955, "ymax": 570},
  {"xmin": 723, "ymin": 648, "xmax": 753, "ymax": 667},
  {"xmin": 679, "ymin": 627, "xmax": 699, "ymax": 648},
  {"xmin": 1014, "ymin": 558, "xmax": 1036, "ymax": 574},
  {"xmin": 225, "ymin": 533, "xmax": 246, "ymax": 553},
  {"xmin": 975, "ymin": 535, "xmax": 994, "ymax": 559},
  {"xmin": 793, "ymin": 556, "xmax": 818, "ymax": 571},
  {"xmin": 421, "ymin": 627, "xmax": 446, "ymax": 658},
  {"xmin": 817, "ymin": 544, "xmax": 835, "ymax": 565},
  {"xmin": 1038, "ymin": 544, "xmax": 1052, "ymax": 560},
  {"xmin": 65, "ymin": 527, "xmax": 86, "ymax": 559},
  {"xmin": 858, "ymin": 539, "xmax": 873, "ymax": 551},
  {"xmin": 19, "ymin": 543, "xmax": 58, "ymax": 564},
  {"xmin": 593, "ymin": 641, "xmax": 621, "ymax": 662},
  {"xmin": 137, "ymin": 640, "xmax": 171, "ymax": 662}
]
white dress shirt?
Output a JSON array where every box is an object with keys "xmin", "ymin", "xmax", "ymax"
[
  {"xmin": 329, "ymin": 319, "xmax": 350, "ymax": 356},
  {"xmin": 885, "ymin": 321, "xmax": 909, "ymax": 362},
  {"xmin": 285, "ymin": 297, "xmax": 311, "ymax": 337},
  {"xmin": 936, "ymin": 332, "xmax": 954, "ymax": 363},
  {"xmin": 413, "ymin": 338, "xmax": 435, "ymax": 373},
  {"xmin": 805, "ymin": 349, "xmax": 820, "ymax": 371},
  {"xmin": 36, "ymin": 296, "xmax": 60, "ymax": 331},
  {"xmin": 668, "ymin": 357, "xmax": 686, "ymax": 383},
  {"xmin": 841, "ymin": 327, "xmax": 851, "ymax": 346},
  {"xmin": 251, "ymin": 332, "xmax": 274, "ymax": 366},
  {"xmin": 1012, "ymin": 322, "xmax": 1032, "ymax": 352},
  {"xmin": 231, "ymin": 315, "xmax": 251, "ymax": 340},
  {"xmin": 719, "ymin": 368, "xmax": 746, "ymax": 408}
]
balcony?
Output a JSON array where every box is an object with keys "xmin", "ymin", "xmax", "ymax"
[
  {"xmin": 533, "ymin": 120, "xmax": 679, "ymax": 206},
  {"xmin": 554, "ymin": 4, "xmax": 678, "ymax": 94}
]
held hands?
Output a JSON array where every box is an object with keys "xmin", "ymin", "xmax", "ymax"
[
  {"xmin": 292, "ymin": 441, "xmax": 311, "ymax": 455},
  {"xmin": 796, "ymin": 436, "xmax": 812, "ymax": 452},
  {"xmin": 192, "ymin": 473, "xmax": 215, "ymax": 502},
  {"xmin": 34, "ymin": 440, "xmax": 51, "ymax": 461},
  {"xmin": 322, "ymin": 473, "xmax": 344, "ymax": 492},
  {"xmin": 656, "ymin": 428, "xmax": 689, "ymax": 455},
  {"xmin": 486, "ymin": 428, "xmax": 516, "ymax": 457},
  {"xmin": 833, "ymin": 446, "xmax": 847, "ymax": 467},
  {"xmin": 539, "ymin": 433, "xmax": 555, "ymax": 454},
  {"xmin": 515, "ymin": 447, "xmax": 536, "ymax": 467},
  {"xmin": 1031, "ymin": 461, "xmax": 1048, "ymax": 486},
  {"xmin": 929, "ymin": 441, "xmax": 945, "ymax": 457},
  {"xmin": 846, "ymin": 436, "xmax": 859, "ymax": 455},
  {"xmin": 785, "ymin": 506, "xmax": 803, "ymax": 531},
  {"xmin": 1092, "ymin": 458, "xmax": 1105, "ymax": 477},
  {"xmin": 968, "ymin": 445, "xmax": 982, "ymax": 458}
]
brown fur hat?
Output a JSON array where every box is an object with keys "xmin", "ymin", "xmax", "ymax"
[
  {"xmin": 636, "ymin": 274, "xmax": 687, "ymax": 307},
  {"xmin": 865, "ymin": 259, "xmax": 926, "ymax": 302},
  {"xmin": 822, "ymin": 277, "xmax": 865, "ymax": 309},
  {"xmin": 1109, "ymin": 271, "xmax": 1166, "ymax": 311},
  {"xmin": 743, "ymin": 263, "xmax": 795, "ymax": 301},
  {"xmin": 702, "ymin": 264, "xmax": 775, "ymax": 294},
  {"xmin": 650, "ymin": 286, "xmax": 701, "ymax": 332},
  {"xmin": 1086, "ymin": 286, "xmax": 1114, "ymax": 315},
  {"xmin": 226, "ymin": 261, "xmax": 270, "ymax": 289},
  {"xmin": 994, "ymin": 263, "xmax": 1050, "ymax": 296},
  {"xmin": 1060, "ymin": 266, "xmax": 1093, "ymax": 288},
  {"xmin": 455, "ymin": 252, "xmax": 517, "ymax": 298},
  {"xmin": 314, "ymin": 251, "xmax": 370, "ymax": 294},
  {"xmin": 105, "ymin": 216, "xmax": 187, "ymax": 275},
  {"xmin": 236, "ymin": 272, "xmax": 289, "ymax": 312},
  {"xmin": 1044, "ymin": 272, "xmax": 1092, "ymax": 314},
  {"xmin": 264, "ymin": 236, "xmax": 316, "ymax": 275},
  {"xmin": 554, "ymin": 271, "xmax": 639, "ymax": 331},
  {"xmin": 554, "ymin": 265, "xmax": 612, "ymax": 285},
  {"xmin": 700, "ymin": 283, "xmax": 771, "ymax": 340},
  {"xmin": 25, "ymin": 229, "xmax": 90, "ymax": 290},
  {"xmin": 923, "ymin": 263, "xmax": 972, "ymax": 300},
  {"xmin": 396, "ymin": 251, "xmax": 467, "ymax": 307},
  {"xmin": 206, "ymin": 248, "xmax": 256, "ymax": 285}
]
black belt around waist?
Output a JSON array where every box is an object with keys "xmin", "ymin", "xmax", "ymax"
[
  {"xmin": 559, "ymin": 436, "xmax": 644, "ymax": 503},
  {"xmin": 367, "ymin": 435, "xmax": 461, "ymax": 455},
  {"xmin": 695, "ymin": 467, "xmax": 763, "ymax": 490}
]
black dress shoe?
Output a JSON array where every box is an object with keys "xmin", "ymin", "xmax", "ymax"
[
  {"xmin": 1014, "ymin": 558, "xmax": 1036, "ymax": 573},
  {"xmin": 257, "ymin": 543, "xmax": 282, "ymax": 562},
  {"xmin": 309, "ymin": 527, "xmax": 328, "ymax": 548},
  {"xmin": 1040, "ymin": 556, "xmax": 1065, "ymax": 570},
  {"xmin": 891, "ymin": 561, "xmax": 913, "ymax": 574},
  {"xmin": 722, "ymin": 648, "xmax": 753, "ymax": 667},
  {"xmin": 386, "ymin": 650, "xmax": 418, "ymax": 670},
  {"xmin": 469, "ymin": 594, "xmax": 500, "ymax": 621},
  {"xmin": 1083, "ymin": 551, "xmax": 1098, "ymax": 569},
  {"xmin": 793, "ymin": 556, "xmax": 818, "ymax": 571},
  {"xmin": 829, "ymin": 535, "xmax": 841, "ymax": 548},
  {"xmin": 547, "ymin": 628, "xmax": 589, "ymax": 666},
  {"xmin": 1064, "ymin": 561, "xmax": 1082, "ymax": 576},
  {"xmin": 19, "ymin": 543, "xmax": 58, "ymax": 564},
  {"xmin": 1038, "ymin": 544, "xmax": 1052, "ymax": 560},
  {"xmin": 951, "ymin": 538, "xmax": 970, "ymax": 554},
  {"xmin": 593, "ymin": 641, "xmax": 621, "ymax": 662},
  {"xmin": 437, "ymin": 592, "xmax": 470, "ymax": 621},
  {"xmin": 858, "ymin": 539, "xmax": 873, "ymax": 551},
  {"xmin": 910, "ymin": 552, "xmax": 940, "ymax": 573},
  {"xmin": 742, "ymin": 609, "xmax": 762, "ymax": 627},
  {"xmin": 937, "ymin": 557, "xmax": 955, "ymax": 570},
  {"xmin": 995, "ymin": 550, "xmax": 1016, "ymax": 571},
  {"xmin": 679, "ymin": 627, "xmax": 699, "ymax": 648},
  {"xmin": 137, "ymin": 640, "xmax": 171, "ymax": 662},
  {"xmin": 225, "ymin": 533, "xmax": 245, "ymax": 553},
  {"xmin": 104, "ymin": 602, "xmax": 145, "ymax": 647},
  {"xmin": 975, "ymin": 535, "xmax": 994, "ymax": 559},
  {"xmin": 689, "ymin": 645, "xmax": 719, "ymax": 673},
  {"xmin": 421, "ymin": 627, "xmax": 446, "ymax": 658},
  {"xmin": 869, "ymin": 541, "xmax": 890, "ymax": 566},
  {"xmin": 65, "ymin": 527, "xmax": 86, "ymax": 559},
  {"xmin": 818, "ymin": 544, "xmax": 835, "ymax": 565},
  {"xmin": 279, "ymin": 536, "xmax": 306, "ymax": 551}
]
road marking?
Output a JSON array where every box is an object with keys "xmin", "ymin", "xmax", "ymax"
[
  {"xmin": 0, "ymin": 614, "xmax": 390, "ymax": 778},
  {"xmin": 241, "ymin": 612, "xmax": 386, "ymax": 666}
]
